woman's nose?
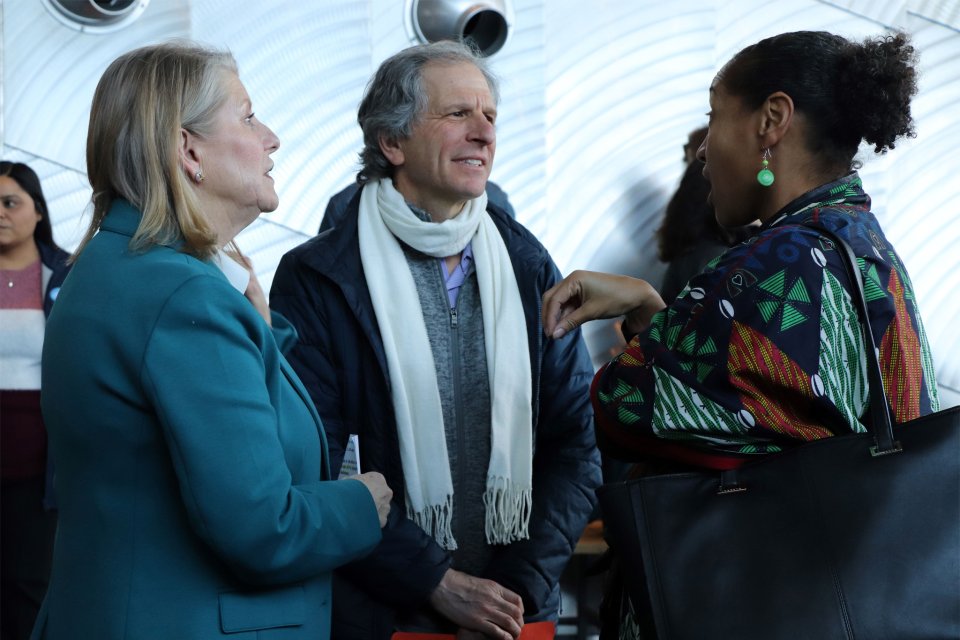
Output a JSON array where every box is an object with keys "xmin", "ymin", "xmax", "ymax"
[
  {"xmin": 264, "ymin": 124, "xmax": 280, "ymax": 152},
  {"xmin": 696, "ymin": 137, "xmax": 707, "ymax": 163}
]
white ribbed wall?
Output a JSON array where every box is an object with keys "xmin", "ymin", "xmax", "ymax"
[{"xmin": 2, "ymin": 0, "xmax": 957, "ymax": 405}]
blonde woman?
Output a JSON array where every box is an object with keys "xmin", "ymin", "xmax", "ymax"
[{"xmin": 34, "ymin": 42, "xmax": 391, "ymax": 640}]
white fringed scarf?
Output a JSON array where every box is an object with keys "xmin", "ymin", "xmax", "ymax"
[{"xmin": 357, "ymin": 178, "xmax": 532, "ymax": 549}]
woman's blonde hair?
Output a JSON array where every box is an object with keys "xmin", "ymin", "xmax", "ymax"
[{"xmin": 76, "ymin": 41, "xmax": 237, "ymax": 260}]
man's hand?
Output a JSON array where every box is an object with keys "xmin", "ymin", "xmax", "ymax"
[{"xmin": 429, "ymin": 569, "xmax": 524, "ymax": 640}]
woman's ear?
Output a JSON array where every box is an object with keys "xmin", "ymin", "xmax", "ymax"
[
  {"xmin": 179, "ymin": 128, "xmax": 203, "ymax": 181},
  {"xmin": 758, "ymin": 91, "xmax": 794, "ymax": 148},
  {"xmin": 379, "ymin": 134, "xmax": 405, "ymax": 168}
]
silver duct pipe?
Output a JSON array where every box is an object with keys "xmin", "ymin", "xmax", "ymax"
[{"xmin": 410, "ymin": 0, "xmax": 510, "ymax": 57}]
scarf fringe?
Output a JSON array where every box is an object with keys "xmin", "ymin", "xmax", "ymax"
[
  {"xmin": 483, "ymin": 476, "xmax": 532, "ymax": 545},
  {"xmin": 408, "ymin": 493, "xmax": 458, "ymax": 551}
]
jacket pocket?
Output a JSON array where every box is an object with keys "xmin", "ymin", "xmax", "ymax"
[{"xmin": 219, "ymin": 584, "xmax": 305, "ymax": 633}]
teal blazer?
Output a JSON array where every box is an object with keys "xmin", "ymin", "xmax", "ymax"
[{"xmin": 34, "ymin": 201, "xmax": 382, "ymax": 639}]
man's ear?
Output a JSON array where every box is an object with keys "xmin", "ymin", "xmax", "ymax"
[
  {"xmin": 758, "ymin": 91, "xmax": 794, "ymax": 148},
  {"xmin": 179, "ymin": 128, "xmax": 203, "ymax": 180},
  {"xmin": 379, "ymin": 134, "xmax": 404, "ymax": 167}
]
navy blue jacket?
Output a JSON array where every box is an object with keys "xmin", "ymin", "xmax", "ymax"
[
  {"xmin": 38, "ymin": 240, "xmax": 70, "ymax": 318},
  {"xmin": 270, "ymin": 191, "xmax": 601, "ymax": 635}
]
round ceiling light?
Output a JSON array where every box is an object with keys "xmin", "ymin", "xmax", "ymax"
[{"xmin": 42, "ymin": 0, "xmax": 151, "ymax": 34}]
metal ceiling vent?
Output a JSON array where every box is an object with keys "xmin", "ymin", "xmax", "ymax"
[
  {"xmin": 42, "ymin": 0, "xmax": 150, "ymax": 33},
  {"xmin": 408, "ymin": 0, "xmax": 511, "ymax": 57}
]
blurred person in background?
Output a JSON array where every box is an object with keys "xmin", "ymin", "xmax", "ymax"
[{"xmin": 655, "ymin": 146, "xmax": 754, "ymax": 303}]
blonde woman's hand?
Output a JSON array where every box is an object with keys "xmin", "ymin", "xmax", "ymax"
[
  {"xmin": 351, "ymin": 472, "xmax": 392, "ymax": 528},
  {"xmin": 224, "ymin": 247, "xmax": 272, "ymax": 327}
]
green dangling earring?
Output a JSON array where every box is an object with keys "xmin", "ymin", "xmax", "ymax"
[{"xmin": 757, "ymin": 148, "xmax": 775, "ymax": 187}]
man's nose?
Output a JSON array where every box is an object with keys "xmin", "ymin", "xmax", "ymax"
[{"xmin": 470, "ymin": 114, "xmax": 495, "ymax": 145}]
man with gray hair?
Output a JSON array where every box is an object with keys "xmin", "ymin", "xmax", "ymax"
[{"xmin": 271, "ymin": 40, "xmax": 600, "ymax": 639}]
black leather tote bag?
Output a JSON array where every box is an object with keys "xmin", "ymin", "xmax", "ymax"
[{"xmin": 597, "ymin": 225, "xmax": 960, "ymax": 640}]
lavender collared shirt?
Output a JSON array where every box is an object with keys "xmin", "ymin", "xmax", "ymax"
[{"xmin": 442, "ymin": 242, "xmax": 474, "ymax": 308}]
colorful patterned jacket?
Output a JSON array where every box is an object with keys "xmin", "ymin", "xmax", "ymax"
[{"xmin": 593, "ymin": 173, "xmax": 940, "ymax": 469}]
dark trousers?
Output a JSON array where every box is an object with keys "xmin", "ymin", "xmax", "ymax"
[{"xmin": 1, "ymin": 476, "xmax": 56, "ymax": 640}]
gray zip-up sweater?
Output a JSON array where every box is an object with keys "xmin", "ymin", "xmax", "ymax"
[{"xmin": 404, "ymin": 242, "xmax": 493, "ymax": 577}]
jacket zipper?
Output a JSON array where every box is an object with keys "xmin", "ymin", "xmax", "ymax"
[{"xmin": 447, "ymin": 279, "xmax": 466, "ymax": 547}]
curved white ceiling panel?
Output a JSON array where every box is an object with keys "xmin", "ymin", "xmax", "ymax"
[
  {"xmin": 483, "ymin": 0, "xmax": 549, "ymax": 236},
  {"xmin": 190, "ymin": 1, "xmax": 379, "ymax": 296},
  {"xmin": 539, "ymin": 0, "xmax": 960, "ymax": 399},
  {"xmin": 3, "ymin": 0, "xmax": 957, "ymax": 404},
  {"xmin": 879, "ymin": 15, "xmax": 960, "ymax": 401},
  {"xmin": 3, "ymin": 0, "xmax": 191, "ymax": 170},
  {"xmin": 540, "ymin": 0, "xmax": 714, "ymax": 362},
  {"xmin": 194, "ymin": 0, "xmax": 373, "ymax": 248}
]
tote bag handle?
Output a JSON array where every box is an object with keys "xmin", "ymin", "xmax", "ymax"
[{"xmin": 801, "ymin": 222, "xmax": 899, "ymax": 455}]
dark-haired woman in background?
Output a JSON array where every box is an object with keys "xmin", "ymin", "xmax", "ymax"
[
  {"xmin": 655, "ymin": 151, "xmax": 753, "ymax": 303},
  {"xmin": 0, "ymin": 161, "xmax": 70, "ymax": 640},
  {"xmin": 542, "ymin": 31, "xmax": 939, "ymax": 636}
]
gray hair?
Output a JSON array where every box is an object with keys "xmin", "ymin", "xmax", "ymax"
[{"xmin": 356, "ymin": 40, "xmax": 500, "ymax": 183}]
